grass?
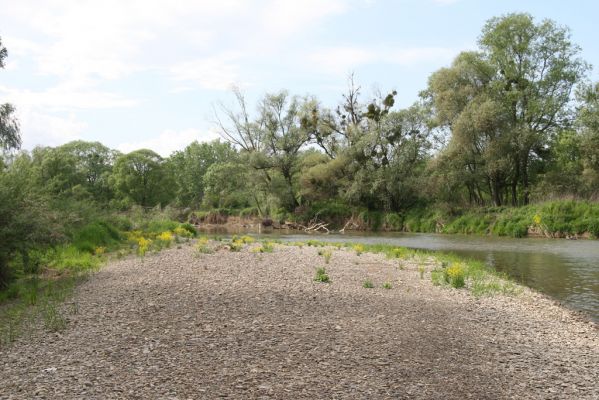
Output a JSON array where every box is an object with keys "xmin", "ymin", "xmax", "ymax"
[
  {"xmin": 282, "ymin": 240, "xmax": 520, "ymax": 298},
  {"xmin": 0, "ymin": 274, "xmax": 84, "ymax": 347},
  {"xmin": 318, "ymin": 249, "xmax": 332, "ymax": 264},
  {"xmin": 314, "ymin": 267, "xmax": 330, "ymax": 283},
  {"xmin": 353, "ymin": 244, "xmax": 365, "ymax": 256},
  {"xmin": 418, "ymin": 264, "xmax": 426, "ymax": 279},
  {"xmin": 362, "ymin": 279, "xmax": 374, "ymax": 289},
  {"xmin": 382, "ymin": 281, "xmax": 393, "ymax": 289}
]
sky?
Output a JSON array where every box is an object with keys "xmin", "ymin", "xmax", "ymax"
[{"xmin": 1, "ymin": 0, "xmax": 598, "ymax": 156}]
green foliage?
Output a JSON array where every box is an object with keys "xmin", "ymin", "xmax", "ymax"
[
  {"xmin": 144, "ymin": 219, "xmax": 179, "ymax": 234},
  {"xmin": 229, "ymin": 240, "xmax": 243, "ymax": 252},
  {"xmin": 72, "ymin": 221, "xmax": 121, "ymax": 253},
  {"xmin": 382, "ymin": 281, "xmax": 393, "ymax": 289},
  {"xmin": 319, "ymin": 249, "xmax": 332, "ymax": 264},
  {"xmin": 177, "ymin": 223, "xmax": 197, "ymax": 236},
  {"xmin": 353, "ymin": 244, "xmax": 364, "ymax": 255},
  {"xmin": 47, "ymin": 245, "xmax": 102, "ymax": 273},
  {"xmin": 314, "ymin": 267, "xmax": 330, "ymax": 283},
  {"xmin": 111, "ymin": 149, "xmax": 173, "ymax": 208},
  {"xmin": 443, "ymin": 263, "xmax": 466, "ymax": 288},
  {"xmin": 362, "ymin": 279, "xmax": 374, "ymax": 289}
]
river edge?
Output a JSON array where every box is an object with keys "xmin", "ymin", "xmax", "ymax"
[
  {"xmin": 194, "ymin": 216, "xmax": 599, "ymax": 241},
  {"xmin": 1, "ymin": 241, "xmax": 597, "ymax": 399}
]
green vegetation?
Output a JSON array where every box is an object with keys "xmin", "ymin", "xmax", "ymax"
[
  {"xmin": 382, "ymin": 281, "xmax": 393, "ymax": 289},
  {"xmin": 418, "ymin": 264, "xmax": 426, "ymax": 280},
  {"xmin": 314, "ymin": 267, "xmax": 330, "ymax": 283},
  {"xmin": 318, "ymin": 249, "xmax": 332, "ymax": 264},
  {"xmin": 362, "ymin": 279, "xmax": 374, "ymax": 289},
  {"xmin": 284, "ymin": 241, "xmax": 520, "ymax": 297},
  {"xmin": 353, "ymin": 244, "xmax": 365, "ymax": 256}
]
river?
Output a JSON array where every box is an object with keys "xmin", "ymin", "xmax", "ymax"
[{"xmin": 205, "ymin": 227, "xmax": 599, "ymax": 322}]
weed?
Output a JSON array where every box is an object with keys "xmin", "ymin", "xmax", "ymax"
[
  {"xmin": 261, "ymin": 242, "xmax": 274, "ymax": 253},
  {"xmin": 240, "ymin": 235, "xmax": 255, "ymax": 244},
  {"xmin": 196, "ymin": 243, "xmax": 214, "ymax": 254},
  {"xmin": 229, "ymin": 240, "xmax": 243, "ymax": 252},
  {"xmin": 322, "ymin": 249, "xmax": 332, "ymax": 264},
  {"xmin": 444, "ymin": 263, "xmax": 466, "ymax": 288},
  {"xmin": 418, "ymin": 264, "xmax": 426, "ymax": 279},
  {"xmin": 382, "ymin": 281, "xmax": 392, "ymax": 289},
  {"xmin": 41, "ymin": 300, "xmax": 67, "ymax": 332},
  {"xmin": 137, "ymin": 237, "xmax": 151, "ymax": 257},
  {"xmin": 157, "ymin": 231, "xmax": 174, "ymax": 248},
  {"xmin": 362, "ymin": 279, "xmax": 374, "ymax": 288},
  {"xmin": 314, "ymin": 267, "xmax": 330, "ymax": 283},
  {"xmin": 353, "ymin": 244, "xmax": 365, "ymax": 256}
]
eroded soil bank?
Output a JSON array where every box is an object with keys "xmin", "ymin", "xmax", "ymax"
[{"xmin": 1, "ymin": 243, "xmax": 597, "ymax": 399}]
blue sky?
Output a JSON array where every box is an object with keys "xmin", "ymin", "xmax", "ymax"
[{"xmin": 1, "ymin": 0, "xmax": 598, "ymax": 156}]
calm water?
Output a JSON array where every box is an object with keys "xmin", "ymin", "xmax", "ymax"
[{"xmin": 208, "ymin": 227, "xmax": 599, "ymax": 321}]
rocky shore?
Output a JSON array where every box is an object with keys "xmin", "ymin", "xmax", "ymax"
[{"xmin": 1, "ymin": 242, "xmax": 597, "ymax": 399}]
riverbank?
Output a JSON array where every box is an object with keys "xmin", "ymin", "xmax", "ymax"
[
  {"xmin": 1, "ymin": 241, "xmax": 596, "ymax": 399},
  {"xmin": 194, "ymin": 199, "xmax": 599, "ymax": 240}
]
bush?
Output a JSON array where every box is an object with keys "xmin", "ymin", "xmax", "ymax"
[
  {"xmin": 384, "ymin": 213, "xmax": 403, "ymax": 231},
  {"xmin": 314, "ymin": 267, "xmax": 330, "ymax": 283},
  {"xmin": 444, "ymin": 263, "xmax": 466, "ymax": 288},
  {"xmin": 72, "ymin": 221, "xmax": 121, "ymax": 253},
  {"xmin": 145, "ymin": 219, "xmax": 179, "ymax": 234},
  {"xmin": 178, "ymin": 223, "xmax": 197, "ymax": 237},
  {"xmin": 47, "ymin": 245, "xmax": 101, "ymax": 273}
]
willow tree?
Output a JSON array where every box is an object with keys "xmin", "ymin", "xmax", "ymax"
[
  {"xmin": 111, "ymin": 149, "xmax": 172, "ymax": 208},
  {"xmin": 427, "ymin": 13, "xmax": 589, "ymax": 206},
  {"xmin": 215, "ymin": 89, "xmax": 314, "ymax": 212}
]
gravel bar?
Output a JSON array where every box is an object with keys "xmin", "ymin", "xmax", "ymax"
[{"xmin": 1, "ymin": 242, "xmax": 597, "ymax": 399}]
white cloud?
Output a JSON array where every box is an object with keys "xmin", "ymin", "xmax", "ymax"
[
  {"xmin": 17, "ymin": 108, "xmax": 87, "ymax": 149},
  {"xmin": 0, "ymin": 85, "xmax": 139, "ymax": 111},
  {"xmin": 117, "ymin": 128, "xmax": 220, "ymax": 157},
  {"xmin": 169, "ymin": 53, "xmax": 244, "ymax": 91},
  {"xmin": 307, "ymin": 45, "xmax": 457, "ymax": 74}
]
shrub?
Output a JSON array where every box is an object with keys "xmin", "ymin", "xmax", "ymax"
[
  {"xmin": 314, "ymin": 267, "xmax": 330, "ymax": 283},
  {"xmin": 229, "ymin": 240, "xmax": 243, "ymax": 252},
  {"xmin": 260, "ymin": 242, "xmax": 274, "ymax": 253},
  {"xmin": 48, "ymin": 245, "xmax": 101, "ymax": 272},
  {"xmin": 145, "ymin": 219, "xmax": 179, "ymax": 234},
  {"xmin": 418, "ymin": 264, "xmax": 425, "ymax": 279},
  {"xmin": 384, "ymin": 213, "xmax": 403, "ymax": 230},
  {"xmin": 157, "ymin": 231, "xmax": 174, "ymax": 248},
  {"xmin": 137, "ymin": 237, "xmax": 151, "ymax": 257},
  {"xmin": 175, "ymin": 224, "xmax": 196, "ymax": 237},
  {"xmin": 321, "ymin": 249, "xmax": 332, "ymax": 264},
  {"xmin": 353, "ymin": 244, "xmax": 365, "ymax": 255},
  {"xmin": 73, "ymin": 221, "xmax": 121, "ymax": 252},
  {"xmin": 444, "ymin": 263, "xmax": 466, "ymax": 288},
  {"xmin": 240, "ymin": 235, "xmax": 255, "ymax": 244}
]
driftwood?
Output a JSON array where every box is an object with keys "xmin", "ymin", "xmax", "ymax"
[
  {"xmin": 305, "ymin": 222, "xmax": 330, "ymax": 234},
  {"xmin": 339, "ymin": 219, "xmax": 360, "ymax": 234},
  {"xmin": 271, "ymin": 219, "xmax": 330, "ymax": 233}
]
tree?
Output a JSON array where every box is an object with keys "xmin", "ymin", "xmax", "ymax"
[
  {"xmin": 215, "ymin": 90, "xmax": 315, "ymax": 212},
  {"xmin": 167, "ymin": 140, "xmax": 237, "ymax": 207},
  {"xmin": 577, "ymin": 82, "xmax": 599, "ymax": 194},
  {"xmin": 111, "ymin": 149, "xmax": 172, "ymax": 208},
  {"xmin": 426, "ymin": 13, "xmax": 589, "ymax": 206},
  {"xmin": 0, "ymin": 37, "xmax": 20, "ymax": 151},
  {"xmin": 28, "ymin": 141, "xmax": 117, "ymax": 202}
]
